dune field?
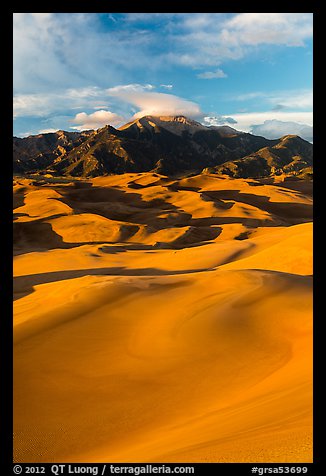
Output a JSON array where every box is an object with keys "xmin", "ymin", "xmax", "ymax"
[{"xmin": 13, "ymin": 172, "xmax": 313, "ymax": 463}]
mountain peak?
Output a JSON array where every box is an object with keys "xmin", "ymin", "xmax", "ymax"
[
  {"xmin": 208, "ymin": 125, "xmax": 242, "ymax": 137},
  {"xmin": 119, "ymin": 115, "xmax": 206, "ymax": 136},
  {"xmin": 149, "ymin": 115, "xmax": 202, "ymax": 126},
  {"xmin": 279, "ymin": 134, "xmax": 302, "ymax": 142}
]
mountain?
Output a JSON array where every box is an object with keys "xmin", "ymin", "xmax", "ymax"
[
  {"xmin": 210, "ymin": 135, "xmax": 313, "ymax": 179},
  {"xmin": 13, "ymin": 129, "xmax": 94, "ymax": 174},
  {"xmin": 119, "ymin": 115, "xmax": 208, "ymax": 136},
  {"xmin": 13, "ymin": 116, "xmax": 313, "ymax": 179}
]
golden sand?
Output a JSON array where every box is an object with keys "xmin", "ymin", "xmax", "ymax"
[{"xmin": 13, "ymin": 173, "xmax": 313, "ymax": 462}]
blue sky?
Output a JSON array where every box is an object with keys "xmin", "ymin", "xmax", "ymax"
[{"xmin": 13, "ymin": 13, "xmax": 313, "ymax": 141}]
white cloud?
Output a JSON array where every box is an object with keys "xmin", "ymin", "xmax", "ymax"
[
  {"xmin": 122, "ymin": 13, "xmax": 178, "ymax": 23},
  {"xmin": 14, "ymin": 13, "xmax": 313, "ymax": 97},
  {"xmin": 38, "ymin": 128, "xmax": 59, "ymax": 134},
  {"xmin": 235, "ymin": 92, "xmax": 266, "ymax": 101},
  {"xmin": 13, "ymin": 13, "xmax": 313, "ymax": 137},
  {"xmin": 212, "ymin": 111, "xmax": 313, "ymax": 142},
  {"xmin": 70, "ymin": 110, "xmax": 124, "ymax": 130},
  {"xmin": 203, "ymin": 116, "xmax": 237, "ymax": 126},
  {"xmin": 64, "ymin": 87, "xmax": 103, "ymax": 99},
  {"xmin": 13, "ymin": 87, "xmax": 109, "ymax": 118},
  {"xmin": 250, "ymin": 119, "xmax": 313, "ymax": 142},
  {"xmin": 270, "ymin": 90, "xmax": 313, "ymax": 110},
  {"xmin": 181, "ymin": 13, "xmax": 215, "ymax": 29},
  {"xmin": 167, "ymin": 13, "xmax": 312, "ymax": 67},
  {"xmin": 224, "ymin": 13, "xmax": 312, "ymax": 47},
  {"xmin": 16, "ymin": 131, "xmax": 35, "ymax": 138},
  {"xmin": 235, "ymin": 89, "xmax": 313, "ymax": 110},
  {"xmin": 14, "ymin": 13, "xmax": 89, "ymax": 93},
  {"xmin": 93, "ymin": 105, "xmax": 111, "ymax": 110},
  {"xmin": 197, "ymin": 69, "xmax": 227, "ymax": 79},
  {"xmin": 13, "ymin": 13, "xmax": 157, "ymax": 94},
  {"xmin": 229, "ymin": 111, "xmax": 312, "ymax": 130},
  {"xmin": 107, "ymin": 84, "xmax": 202, "ymax": 119},
  {"xmin": 107, "ymin": 84, "xmax": 155, "ymax": 94},
  {"xmin": 13, "ymin": 82, "xmax": 202, "ymax": 127},
  {"xmin": 14, "ymin": 94, "xmax": 50, "ymax": 118}
]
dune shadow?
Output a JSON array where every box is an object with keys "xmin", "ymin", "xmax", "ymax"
[
  {"xmin": 13, "ymin": 194, "xmax": 26, "ymax": 209},
  {"xmin": 13, "ymin": 220, "xmax": 139, "ymax": 254},
  {"xmin": 168, "ymin": 226, "xmax": 222, "ymax": 248},
  {"xmin": 13, "ymin": 180, "xmax": 312, "ymax": 259},
  {"xmin": 234, "ymin": 230, "xmax": 253, "ymax": 240},
  {"xmin": 167, "ymin": 183, "xmax": 201, "ymax": 192},
  {"xmin": 190, "ymin": 216, "xmax": 269, "ymax": 227},
  {"xmin": 99, "ymin": 244, "xmax": 155, "ymax": 253},
  {"xmin": 200, "ymin": 191, "xmax": 235, "ymax": 209},
  {"xmin": 200, "ymin": 189, "xmax": 312, "ymax": 223},
  {"xmin": 274, "ymin": 180, "xmax": 313, "ymax": 197},
  {"xmin": 246, "ymin": 181, "xmax": 265, "ymax": 187},
  {"xmin": 13, "ymin": 221, "xmax": 67, "ymax": 250},
  {"xmin": 13, "ymin": 213, "xmax": 29, "ymax": 222},
  {"xmin": 56, "ymin": 184, "xmax": 188, "ymax": 227},
  {"xmin": 14, "ymin": 266, "xmax": 215, "ymax": 300},
  {"xmin": 127, "ymin": 182, "xmax": 146, "ymax": 189}
]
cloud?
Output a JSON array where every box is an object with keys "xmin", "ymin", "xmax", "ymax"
[
  {"xmin": 197, "ymin": 69, "xmax": 227, "ymax": 79},
  {"xmin": 13, "ymin": 13, "xmax": 157, "ymax": 94},
  {"xmin": 272, "ymin": 104, "xmax": 286, "ymax": 111},
  {"xmin": 14, "ymin": 94, "xmax": 51, "ymax": 118},
  {"xmin": 14, "ymin": 14, "xmax": 93, "ymax": 93},
  {"xmin": 229, "ymin": 111, "xmax": 312, "ymax": 129},
  {"xmin": 235, "ymin": 89, "xmax": 313, "ymax": 111},
  {"xmin": 14, "ymin": 13, "xmax": 313, "ymax": 97},
  {"xmin": 250, "ymin": 119, "xmax": 313, "ymax": 142},
  {"xmin": 270, "ymin": 90, "xmax": 313, "ymax": 110},
  {"xmin": 13, "ymin": 82, "xmax": 203, "ymax": 129},
  {"xmin": 16, "ymin": 131, "xmax": 35, "ymax": 138},
  {"xmin": 107, "ymin": 84, "xmax": 202, "ymax": 119},
  {"xmin": 203, "ymin": 116, "xmax": 237, "ymax": 126},
  {"xmin": 13, "ymin": 13, "xmax": 312, "ymax": 137},
  {"xmin": 224, "ymin": 13, "xmax": 312, "ymax": 47},
  {"xmin": 70, "ymin": 110, "xmax": 125, "ymax": 130},
  {"xmin": 166, "ymin": 13, "xmax": 312, "ymax": 67},
  {"xmin": 38, "ymin": 128, "xmax": 59, "ymax": 134},
  {"xmin": 107, "ymin": 84, "xmax": 155, "ymax": 94},
  {"xmin": 235, "ymin": 92, "xmax": 265, "ymax": 101},
  {"xmin": 13, "ymin": 87, "xmax": 108, "ymax": 118},
  {"xmin": 122, "ymin": 13, "xmax": 178, "ymax": 23},
  {"xmin": 93, "ymin": 105, "xmax": 111, "ymax": 110},
  {"xmin": 211, "ymin": 111, "xmax": 313, "ymax": 142}
]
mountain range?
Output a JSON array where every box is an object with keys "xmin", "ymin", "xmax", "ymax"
[{"xmin": 13, "ymin": 115, "xmax": 313, "ymax": 179}]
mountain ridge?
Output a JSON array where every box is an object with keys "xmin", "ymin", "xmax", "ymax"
[{"xmin": 13, "ymin": 115, "xmax": 313, "ymax": 179}]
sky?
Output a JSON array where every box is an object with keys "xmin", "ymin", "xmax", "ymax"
[{"xmin": 13, "ymin": 13, "xmax": 313, "ymax": 141}]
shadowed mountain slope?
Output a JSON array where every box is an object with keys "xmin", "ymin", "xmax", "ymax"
[{"xmin": 13, "ymin": 116, "xmax": 312, "ymax": 178}]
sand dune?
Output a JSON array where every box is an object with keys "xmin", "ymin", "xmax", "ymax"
[{"xmin": 13, "ymin": 173, "xmax": 313, "ymax": 462}]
